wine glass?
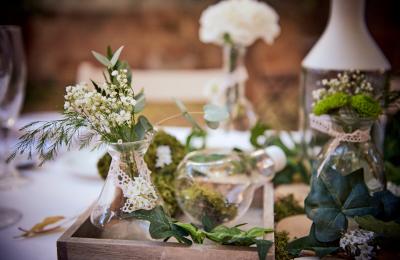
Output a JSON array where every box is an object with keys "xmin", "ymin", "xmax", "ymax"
[{"xmin": 0, "ymin": 25, "xmax": 26, "ymax": 228}]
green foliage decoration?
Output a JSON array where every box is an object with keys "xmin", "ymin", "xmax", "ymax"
[
  {"xmin": 122, "ymin": 205, "xmax": 273, "ymax": 260},
  {"xmin": 274, "ymin": 231, "xmax": 291, "ymax": 260},
  {"xmin": 304, "ymin": 168, "xmax": 379, "ymax": 242},
  {"xmin": 274, "ymin": 194, "xmax": 304, "ymax": 222},
  {"xmin": 312, "ymin": 92, "xmax": 349, "ymax": 116},
  {"xmin": 350, "ymin": 94, "xmax": 382, "ymax": 118}
]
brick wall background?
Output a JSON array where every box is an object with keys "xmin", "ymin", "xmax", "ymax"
[{"xmin": 2, "ymin": 0, "xmax": 400, "ymax": 129}]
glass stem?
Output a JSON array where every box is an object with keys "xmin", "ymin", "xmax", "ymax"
[{"xmin": 0, "ymin": 126, "xmax": 11, "ymax": 177}]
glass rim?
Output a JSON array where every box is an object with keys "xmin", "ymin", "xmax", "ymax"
[
  {"xmin": 107, "ymin": 130, "xmax": 156, "ymax": 147},
  {"xmin": 183, "ymin": 149, "xmax": 231, "ymax": 166}
]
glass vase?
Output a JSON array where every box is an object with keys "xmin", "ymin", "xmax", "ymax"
[
  {"xmin": 220, "ymin": 44, "xmax": 256, "ymax": 131},
  {"xmin": 175, "ymin": 146, "xmax": 286, "ymax": 225},
  {"xmin": 313, "ymin": 114, "xmax": 385, "ymax": 193},
  {"xmin": 90, "ymin": 131, "xmax": 161, "ymax": 239}
]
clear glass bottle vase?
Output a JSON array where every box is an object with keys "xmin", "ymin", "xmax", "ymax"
[
  {"xmin": 221, "ymin": 44, "xmax": 256, "ymax": 131},
  {"xmin": 90, "ymin": 132, "xmax": 161, "ymax": 239},
  {"xmin": 314, "ymin": 115, "xmax": 385, "ymax": 193}
]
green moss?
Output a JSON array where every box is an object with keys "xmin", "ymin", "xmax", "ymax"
[
  {"xmin": 350, "ymin": 94, "xmax": 382, "ymax": 119},
  {"xmin": 178, "ymin": 182, "xmax": 238, "ymax": 225},
  {"xmin": 274, "ymin": 194, "xmax": 304, "ymax": 222},
  {"xmin": 313, "ymin": 92, "xmax": 349, "ymax": 116},
  {"xmin": 275, "ymin": 231, "xmax": 291, "ymax": 260},
  {"xmin": 96, "ymin": 130, "xmax": 186, "ymax": 216},
  {"xmin": 97, "ymin": 153, "xmax": 112, "ymax": 180}
]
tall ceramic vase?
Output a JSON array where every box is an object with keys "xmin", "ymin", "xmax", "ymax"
[{"xmin": 299, "ymin": 0, "xmax": 391, "ymax": 159}]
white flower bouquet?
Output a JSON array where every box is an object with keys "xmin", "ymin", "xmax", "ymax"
[{"xmin": 199, "ymin": 0, "xmax": 280, "ymax": 47}]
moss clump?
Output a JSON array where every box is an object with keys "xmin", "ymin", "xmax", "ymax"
[
  {"xmin": 274, "ymin": 194, "xmax": 304, "ymax": 222},
  {"xmin": 97, "ymin": 153, "xmax": 112, "ymax": 180},
  {"xmin": 313, "ymin": 92, "xmax": 349, "ymax": 116},
  {"xmin": 178, "ymin": 182, "xmax": 238, "ymax": 225},
  {"xmin": 350, "ymin": 94, "xmax": 382, "ymax": 119},
  {"xmin": 275, "ymin": 231, "xmax": 291, "ymax": 260},
  {"xmin": 96, "ymin": 130, "xmax": 186, "ymax": 216}
]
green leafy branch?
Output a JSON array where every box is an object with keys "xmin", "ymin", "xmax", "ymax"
[
  {"xmin": 7, "ymin": 112, "xmax": 89, "ymax": 165},
  {"xmin": 123, "ymin": 206, "xmax": 273, "ymax": 260}
]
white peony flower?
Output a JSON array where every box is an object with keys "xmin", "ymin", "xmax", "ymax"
[
  {"xmin": 199, "ymin": 0, "xmax": 280, "ymax": 47},
  {"xmin": 155, "ymin": 145, "xmax": 173, "ymax": 168}
]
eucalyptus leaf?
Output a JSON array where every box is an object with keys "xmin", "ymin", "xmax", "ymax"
[
  {"xmin": 91, "ymin": 50, "xmax": 112, "ymax": 67},
  {"xmin": 173, "ymin": 98, "xmax": 203, "ymax": 131},
  {"xmin": 133, "ymin": 116, "xmax": 153, "ymax": 141},
  {"xmin": 203, "ymin": 104, "xmax": 229, "ymax": 122},
  {"xmin": 134, "ymin": 93, "xmax": 146, "ymax": 113},
  {"xmin": 110, "ymin": 46, "xmax": 124, "ymax": 67}
]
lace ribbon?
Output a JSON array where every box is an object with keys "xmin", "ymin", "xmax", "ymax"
[
  {"xmin": 110, "ymin": 154, "xmax": 158, "ymax": 213},
  {"xmin": 309, "ymin": 114, "xmax": 371, "ymax": 177}
]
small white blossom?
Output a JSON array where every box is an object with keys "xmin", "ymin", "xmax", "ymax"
[
  {"xmin": 64, "ymin": 69, "xmax": 137, "ymax": 134},
  {"xmin": 340, "ymin": 229, "xmax": 376, "ymax": 260},
  {"xmin": 256, "ymin": 135, "xmax": 267, "ymax": 146},
  {"xmin": 155, "ymin": 145, "xmax": 172, "ymax": 168}
]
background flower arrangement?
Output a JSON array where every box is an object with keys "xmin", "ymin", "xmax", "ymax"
[{"xmin": 199, "ymin": 0, "xmax": 280, "ymax": 47}]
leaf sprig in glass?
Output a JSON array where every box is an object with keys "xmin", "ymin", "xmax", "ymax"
[{"xmin": 9, "ymin": 46, "xmax": 228, "ymax": 164}]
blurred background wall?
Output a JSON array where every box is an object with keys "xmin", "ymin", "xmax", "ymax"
[{"xmin": 1, "ymin": 0, "xmax": 399, "ymax": 129}]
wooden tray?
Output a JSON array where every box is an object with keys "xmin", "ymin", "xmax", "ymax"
[{"xmin": 57, "ymin": 183, "xmax": 274, "ymax": 260}]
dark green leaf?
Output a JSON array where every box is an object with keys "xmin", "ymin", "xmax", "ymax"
[
  {"xmin": 373, "ymin": 190, "xmax": 400, "ymax": 221},
  {"xmin": 250, "ymin": 121, "xmax": 270, "ymax": 148},
  {"xmin": 287, "ymin": 224, "xmax": 339, "ymax": 258},
  {"xmin": 201, "ymin": 215, "xmax": 217, "ymax": 232},
  {"xmin": 255, "ymin": 240, "xmax": 273, "ymax": 260},
  {"xmin": 305, "ymin": 168, "xmax": 379, "ymax": 242},
  {"xmin": 355, "ymin": 215, "xmax": 400, "ymax": 238}
]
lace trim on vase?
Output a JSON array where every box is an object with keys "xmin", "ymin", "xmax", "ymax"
[
  {"xmin": 110, "ymin": 155, "xmax": 158, "ymax": 213},
  {"xmin": 309, "ymin": 114, "xmax": 371, "ymax": 177}
]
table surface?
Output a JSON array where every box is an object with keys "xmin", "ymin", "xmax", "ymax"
[{"xmin": 0, "ymin": 112, "xmax": 254, "ymax": 260}]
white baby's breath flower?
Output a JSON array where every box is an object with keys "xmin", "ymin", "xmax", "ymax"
[
  {"xmin": 340, "ymin": 229, "xmax": 376, "ymax": 260},
  {"xmin": 256, "ymin": 135, "xmax": 266, "ymax": 146},
  {"xmin": 155, "ymin": 145, "xmax": 172, "ymax": 168},
  {"xmin": 199, "ymin": 0, "xmax": 280, "ymax": 47}
]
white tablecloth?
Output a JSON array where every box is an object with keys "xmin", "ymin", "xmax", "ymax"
[{"xmin": 0, "ymin": 113, "xmax": 252, "ymax": 260}]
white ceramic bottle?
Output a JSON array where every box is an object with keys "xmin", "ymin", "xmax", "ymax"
[{"xmin": 299, "ymin": 0, "xmax": 391, "ymax": 158}]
